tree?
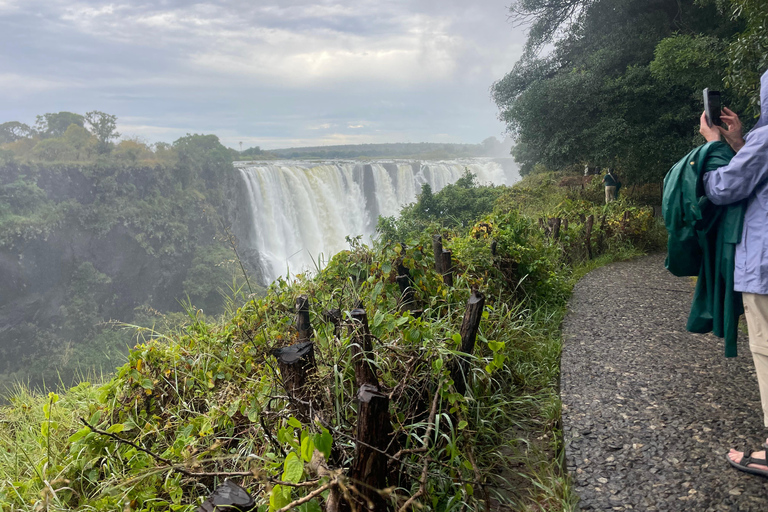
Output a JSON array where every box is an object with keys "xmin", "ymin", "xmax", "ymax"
[
  {"xmin": 0, "ymin": 121, "xmax": 34, "ymax": 143},
  {"xmin": 31, "ymin": 138, "xmax": 76, "ymax": 162},
  {"xmin": 84, "ymin": 111, "xmax": 120, "ymax": 154},
  {"xmin": 62, "ymin": 124, "xmax": 97, "ymax": 160},
  {"xmin": 493, "ymin": 0, "xmax": 746, "ymax": 183},
  {"xmin": 172, "ymin": 134, "xmax": 232, "ymax": 190},
  {"xmin": 35, "ymin": 112, "xmax": 85, "ymax": 138},
  {"xmin": 722, "ymin": 0, "xmax": 768, "ymax": 119}
]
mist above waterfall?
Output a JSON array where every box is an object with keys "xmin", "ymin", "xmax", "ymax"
[{"xmin": 237, "ymin": 158, "xmax": 518, "ymax": 284}]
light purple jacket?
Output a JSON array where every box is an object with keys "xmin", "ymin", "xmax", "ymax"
[{"xmin": 703, "ymin": 69, "xmax": 768, "ymax": 295}]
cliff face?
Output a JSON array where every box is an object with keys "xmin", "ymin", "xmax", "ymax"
[{"xmin": 0, "ymin": 158, "xmax": 251, "ymax": 385}]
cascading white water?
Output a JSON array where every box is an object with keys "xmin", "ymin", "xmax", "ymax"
[{"xmin": 236, "ymin": 158, "xmax": 517, "ymax": 284}]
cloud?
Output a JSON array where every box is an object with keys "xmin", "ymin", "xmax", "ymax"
[{"xmin": 0, "ymin": 0, "xmax": 527, "ymax": 146}]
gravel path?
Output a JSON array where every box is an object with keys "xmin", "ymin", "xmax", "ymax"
[{"xmin": 561, "ymin": 254, "xmax": 768, "ymax": 511}]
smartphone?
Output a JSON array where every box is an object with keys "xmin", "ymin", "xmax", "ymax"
[{"xmin": 703, "ymin": 88, "xmax": 722, "ymax": 127}]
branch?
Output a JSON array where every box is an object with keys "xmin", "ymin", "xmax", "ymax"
[
  {"xmin": 276, "ymin": 482, "xmax": 332, "ymax": 512},
  {"xmin": 392, "ymin": 380, "xmax": 442, "ymax": 461},
  {"xmin": 395, "ymin": 381, "xmax": 442, "ymax": 511},
  {"xmin": 81, "ymin": 418, "xmax": 251, "ymax": 479}
]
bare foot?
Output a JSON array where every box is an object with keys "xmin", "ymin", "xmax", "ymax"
[{"xmin": 727, "ymin": 438, "xmax": 768, "ymax": 472}]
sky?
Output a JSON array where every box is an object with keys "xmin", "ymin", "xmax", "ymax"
[{"xmin": 0, "ymin": 1, "xmax": 527, "ymax": 150}]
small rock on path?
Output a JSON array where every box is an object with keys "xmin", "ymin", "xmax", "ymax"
[{"xmin": 562, "ymin": 254, "xmax": 768, "ymax": 511}]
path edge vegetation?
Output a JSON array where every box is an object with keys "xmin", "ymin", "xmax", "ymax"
[{"xmin": 0, "ymin": 171, "xmax": 665, "ymax": 511}]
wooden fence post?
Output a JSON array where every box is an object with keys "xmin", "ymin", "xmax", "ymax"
[
  {"xmin": 552, "ymin": 218, "xmax": 561, "ymax": 240},
  {"xmin": 348, "ymin": 308, "xmax": 378, "ymax": 388},
  {"xmin": 432, "ymin": 235, "xmax": 444, "ymax": 274},
  {"xmin": 347, "ymin": 384, "xmax": 392, "ymax": 512},
  {"xmin": 396, "ymin": 274, "xmax": 415, "ymax": 311},
  {"xmin": 295, "ymin": 295, "xmax": 311, "ymax": 341},
  {"xmin": 450, "ymin": 289, "xmax": 486, "ymax": 395},
  {"xmin": 585, "ymin": 214, "xmax": 594, "ymax": 260},
  {"xmin": 441, "ymin": 249, "xmax": 453, "ymax": 286},
  {"xmin": 323, "ymin": 308, "xmax": 342, "ymax": 338},
  {"xmin": 272, "ymin": 341, "xmax": 316, "ymax": 418}
]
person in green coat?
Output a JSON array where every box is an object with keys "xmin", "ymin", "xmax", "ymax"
[{"xmin": 698, "ymin": 70, "xmax": 768, "ymax": 479}]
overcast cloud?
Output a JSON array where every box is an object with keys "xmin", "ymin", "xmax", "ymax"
[{"xmin": 0, "ymin": 0, "xmax": 526, "ymax": 149}]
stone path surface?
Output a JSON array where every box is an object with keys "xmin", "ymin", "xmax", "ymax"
[{"xmin": 561, "ymin": 254, "xmax": 768, "ymax": 511}]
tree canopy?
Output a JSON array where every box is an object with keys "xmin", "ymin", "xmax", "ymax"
[{"xmin": 495, "ymin": 0, "xmax": 767, "ymax": 183}]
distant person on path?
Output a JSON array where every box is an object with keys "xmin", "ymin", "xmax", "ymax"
[
  {"xmin": 700, "ymin": 68, "xmax": 768, "ymax": 479},
  {"xmin": 603, "ymin": 169, "xmax": 619, "ymax": 203}
]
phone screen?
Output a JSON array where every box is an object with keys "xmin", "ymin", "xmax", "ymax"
[{"xmin": 704, "ymin": 89, "xmax": 722, "ymax": 127}]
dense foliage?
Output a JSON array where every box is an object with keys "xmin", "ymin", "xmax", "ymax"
[
  {"xmin": 377, "ymin": 170, "xmax": 505, "ymax": 241},
  {"xmin": 0, "ymin": 127, "xmax": 251, "ymax": 391},
  {"xmin": 494, "ymin": 0, "xmax": 768, "ymax": 182},
  {"xmin": 0, "ymin": 169, "xmax": 664, "ymax": 511}
]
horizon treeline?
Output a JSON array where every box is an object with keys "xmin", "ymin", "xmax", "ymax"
[{"xmin": 1, "ymin": 111, "xmax": 512, "ymax": 164}]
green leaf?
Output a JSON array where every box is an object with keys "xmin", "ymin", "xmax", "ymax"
[
  {"xmin": 282, "ymin": 452, "xmax": 304, "ymax": 483},
  {"xmin": 452, "ymin": 333, "xmax": 462, "ymax": 346},
  {"xmin": 373, "ymin": 310, "xmax": 385, "ymax": 328},
  {"xmin": 106, "ymin": 423, "xmax": 125, "ymax": 434},
  {"xmin": 88, "ymin": 409, "xmax": 102, "ymax": 426},
  {"xmin": 300, "ymin": 433, "xmax": 315, "ymax": 463},
  {"xmin": 487, "ymin": 340, "xmax": 505, "ymax": 352},
  {"xmin": 68, "ymin": 426, "xmax": 91, "ymax": 444},
  {"xmin": 432, "ymin": 358, "xmax": 444, "ymax": 372},
  {"xmin": 270, "ymin": 484, "xmax": 291, "ymax": 511},
  {"xmin": 314, "ymin": 429, "xmax": 333, "ymax": 460},
  {"xmin": 287, "ymin": 417, "xmax": 302, "ymax": 429},
  {"xmin": 457, "ymin": 420, "xmax": 468, "ymax": 430},
  {"xmin": 297, "ymin": 501, "xmax": 322, "ymax": 512}
]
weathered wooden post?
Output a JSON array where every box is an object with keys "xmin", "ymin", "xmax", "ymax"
[
  {"xmin": 441, "ymin": 250, "xmax": 453, "ymax": 286},
  {"xmin": 585, "ymin": 214, "xmax": 594, "ymax": 260},
  {"xmin": 552, "ymin": 218, "xmax": 562, "ymax": 240},
  {"xmin": 432, "ymin": 234, "xmax": 444, "ymax": 274},
  {"xmin": 339, "ymin": 309, "xmax": 393, "ymax": 512},
  {"xmin": 396, "ymin": 274, "xmax": 415, "ymax": 311},
  {"xmin": 346, "ymin": 384, "xmax": 392, "ymax": 512},
  {"xmin": 450, "ymin": 289, "xmax": 486, "ymax": 395},
  {"xmin": 348, "ymin": 308, "xmax": 378, "ymax": 388},
  {"xmin": 597, "ymin": 213, "xmax": 607, "ymax": 254},
  {"xmin": 295, "ymin": 295, "xmax": 311, "ymax": 341},
  {"xmin": 620, "ymin": 210, "xmax": 630, "ymax": 231},
  {"xmin": 272, "ymin": 341, "xmax": 316, "ymax": 417},
  {"xmin": 323, "ymin": 308, "xmax": 342, "ymax": 338}
]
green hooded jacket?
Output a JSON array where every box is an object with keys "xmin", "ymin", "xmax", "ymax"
[{"xmin": 663, "ymin": 141, "xmax": 746, "ymax": 357}]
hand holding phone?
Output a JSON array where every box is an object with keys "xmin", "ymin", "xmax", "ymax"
[{"xmin": 703, "ymin": 88, "xmax": 722, "ymax": 127}]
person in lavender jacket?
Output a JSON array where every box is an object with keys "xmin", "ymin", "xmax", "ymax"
[{"xmin": 700, "ymin": 68, "xmax": 768, "ymax": 478}]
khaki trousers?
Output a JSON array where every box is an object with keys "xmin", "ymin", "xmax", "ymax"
[
  {"xmin": 742, "ymin": 293, "xmax": 768, "ymax": 428},
  {"xmin": 605, "ymin": 186, "xmax": 616, "ymax": 204}
]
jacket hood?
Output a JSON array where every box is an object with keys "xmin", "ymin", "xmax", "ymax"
[{"xmin": 754, "ymin": 68, "xmax": 768, "ymax": 130}]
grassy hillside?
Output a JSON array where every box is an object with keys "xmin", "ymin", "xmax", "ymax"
[{"xmin": 0, "ymin": 171, "xmax": 664, "ymax": 511}]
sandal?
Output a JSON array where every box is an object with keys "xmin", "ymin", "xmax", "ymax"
[{"xmin": 726, "ymin": 449, "xmax": 768, "ymax": 479}]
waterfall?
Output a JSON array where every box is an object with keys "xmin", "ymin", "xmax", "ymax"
[{"xmin": 236, "ymin": 158, "xmax": 517, "ymax": 284}]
